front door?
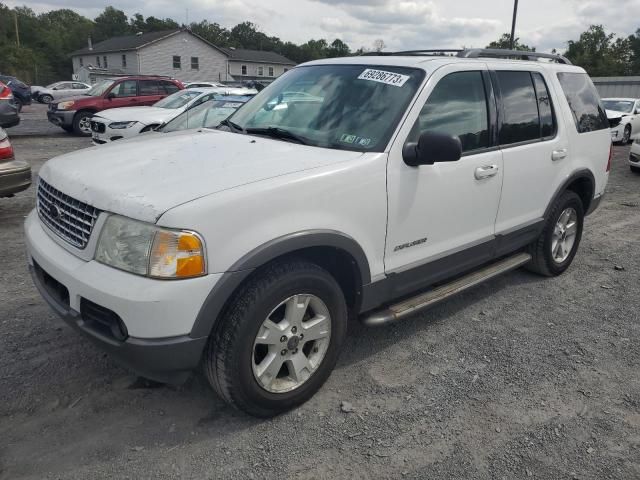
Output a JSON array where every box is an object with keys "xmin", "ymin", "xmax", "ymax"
[
  {"xmin": 104, "ymin": 80, "xmax": 139, "ymax": 108},
  {"xmin": 385, "ymin": 64, "xmax": 503, "ymax": 296}
]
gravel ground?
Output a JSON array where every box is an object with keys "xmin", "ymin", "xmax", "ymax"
[
  {"xmin": 0, "ymin": 133, "xmax": 639, "ymax": 480},
  {"xmin": 7, "ymin": 103, "xmax": 68, "ymax": 138}
]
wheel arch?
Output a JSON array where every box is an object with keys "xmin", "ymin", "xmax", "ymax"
[
  {"xmin": 544, "ymin": 169, "xmax": 596, "ymax": 219},
  {"xmin": 189, "ymin": 230, "xmax": 371, "ymax": 339}
]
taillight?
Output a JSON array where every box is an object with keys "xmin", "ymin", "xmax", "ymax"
[
  {"xmin": 0, "ymin": 136, "xmax": 14, "ymax": 161},
  {"xmin": 0, "ymin": 84, "xmax": 11, "ymax": 99},
  {"xmin": 606, "ymin": 143, "xmax": 612, "ymax": 172}
]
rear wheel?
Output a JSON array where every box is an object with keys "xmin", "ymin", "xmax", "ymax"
[
  {"xmin": 72, "ymin": 111, "xmax": 93, "ymax": 136},
  {"xmin": 526, "ymin": 191, "xmax": 584, "ymax": 277},
  {"xmin": 205, "ymin": 259, "xmax": 347, "ymax": 417},
  {"xmin": 622, "ymin": 125, "xmax": 631, "ymax": 144},
  {"xmin": 13, "ymin": 98, "xmax": 22, "ymax": 112}
]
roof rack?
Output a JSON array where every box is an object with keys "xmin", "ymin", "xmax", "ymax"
[{"xmin": 361, "ymin": 48, "xmax": 572, "ymax": 65}]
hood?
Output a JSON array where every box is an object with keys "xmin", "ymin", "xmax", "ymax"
[
  {"xmin": 95, "ymin": 106, "xmax": 177, "ymax": 125},
  {"xmin": 57, "ymin": 94, "xmax": 97, "ymax": 106},
  {"xmin": 605, "ymin": 109, "xmax": 629, "ymax": 120},
  {"xmin": 38, "ymin": 130, "xmax": 365, "ymax": 223}
]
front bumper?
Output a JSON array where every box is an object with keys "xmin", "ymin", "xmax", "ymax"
[
  {"xmin": 47, "ymin": 109, "xmax": 75, "ymax": 128},
  {"xmin": 610, "ymin": 124, "xmax": 626, "ymax": 142},
  {"xmin": 25, "ymin": 210, "xmax": 221, "ymax": 383},
  {"xmin": 630, "ymin": 149, "xmax": 640, "ymax": 167},
  {"xmin": 0, "ymin": 160, "xmax": 31, "ymax": 197},
  {"xmin": 91, "ymin": 118, "xmax": 143, "ymax": 145}
]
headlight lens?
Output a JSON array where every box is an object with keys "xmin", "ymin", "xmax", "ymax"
[
  {"xmin": 95, "ymin": 215, "xmax": 206, "ymax": 279},
  {"xmin": 109, "ymin": 121, "xmax": 137, "ymax": 129},
  {"xmin": 57, "ymin": 100, "xmax": 74, "ymax": 110}
]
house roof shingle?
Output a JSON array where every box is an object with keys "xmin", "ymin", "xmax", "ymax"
[
  {"xmin": 220, "ymin": 48, "xmax": 296, "ymax": 65},
  {"xmin": 71, "ymin": 29, "xmax": 180, "ymax": 56}
]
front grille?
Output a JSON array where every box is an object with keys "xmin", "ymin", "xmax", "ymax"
[
  {"xmin": 37, "ymin": 179, "xmax": 100, "ymax": 249},
  {"xmin": 91, "ymin": 121, "xmax": 105, "ymax": 133}
]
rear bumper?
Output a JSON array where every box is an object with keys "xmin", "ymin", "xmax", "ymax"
[
  {"xmin": 47, "ymin": 110, "xmax": 75, "ymax": 128},
  {"xmin": 0, "ymin": 110, "xmax": 19, "ymax": 128},
  {"xmin": 0, "ymin": 160, "xmax": 31, "ymax": 197}
]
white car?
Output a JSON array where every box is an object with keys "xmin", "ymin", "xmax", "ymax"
[
  {"xmin": 31, "ymin": 81, "xmax": 91, "ymax": 104},
  {"xmin": 630, "ymin": 138, "xmax": 640, "ymax": 173},
  {"xmin": 602, "ymin": 97, "xmax": 640, "ymax": 144},
  {"xmin": 90, "ymin": 87, "xmax": 257, "ymax": 144},
  {"xmin": 184, "ymin": 81, "xmax": 226, "ymax": 88},
  {"xmin": 26, "ymin": 50, "xmax": 610, "ymax": 417}
]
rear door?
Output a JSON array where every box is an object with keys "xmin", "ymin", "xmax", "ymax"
[
  {"xmin": 138, "ymin": 80, "xmax": 164, "ymax": 105},
  {"xmin": 491, "ymin": 66, "xmax": 566, "ymax": 238}
]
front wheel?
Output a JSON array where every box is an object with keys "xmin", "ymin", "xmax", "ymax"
[
  {"xmin": 39, "ymin": 94, "xmax": 53, "ymax": 104},
  {"xmin": 526, "ymin": 191, "xmax": 584, "ymax": 277},
  {"xmin": 631, "ymin": 165, "xmax": 640, "ymax": 174},
  {"xmin": 205, "ymin": 259, "xmax": 347, "ymax": 417},
  {"xmin": 73, "ymin": 111, "xmax": 93, "ymax": 136},
  {"xmin": 622, "ymin": 125, "xmax": 631, "ymax": 144}
]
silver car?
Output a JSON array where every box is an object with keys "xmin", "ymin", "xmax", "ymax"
[
  {"xmin": 0, "ymin": 82, "xmax": 19, "ymax": 128},
  {"xmin": 31, "ymin": 81, "xmax": 91, "ymax": 104}
]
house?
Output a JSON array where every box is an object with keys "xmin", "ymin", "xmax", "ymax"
[
  {"xmin": 70, "ymin": 29, "xmax": 296, "ymax": 84},
  {"xmin": 221, "ymin": 48, "xmax": 296, "ymax": 82}
]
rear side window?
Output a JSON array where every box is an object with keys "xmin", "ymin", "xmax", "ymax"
[
  {"xmin": 496, "ymin": 71, "xmax": 540, "ymax": 145},
  {"xmin": 532, "ymin": 73, "xmax": 556, "ymax": 138},
  {"xmin": 139, "ymin": 80, "xmax": 161, "ymax": 96},
  {"xmin": 410, "ymin": 71, "xmax": 489, "ymax": 153},
  {"xmin": 556, "ymin": 72, "xmax": 608, "ymax": 133}
]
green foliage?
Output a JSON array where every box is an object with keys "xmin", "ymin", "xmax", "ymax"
[
  {"xmin": 565, "ymin": 25, "xmax": 633, "ymax": 76},
  {"xmin": 486, "ymin": 33, "xmax": 535, "ymax": 51}
]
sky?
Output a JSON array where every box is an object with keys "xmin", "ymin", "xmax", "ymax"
[{"xmin": 6, "ymin": 0, "xmax": 640, "ymax": 53}]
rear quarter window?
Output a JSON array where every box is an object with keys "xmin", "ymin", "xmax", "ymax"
[{"xmin": 556, "ymin": 72, "xmax": 609, "ymax": 133}]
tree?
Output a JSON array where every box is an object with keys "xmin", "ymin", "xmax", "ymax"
[
  {"xmin": 565, "ymin": 25, "xmax": 631, "ymax": 76},
  {"xmin": 190, "ymin": 20, "xmax": 230, "ymax": 46},
  {"xmin": 94, "ymin": 6, "xmax": 130, "ymax": 42},
  {"xmin": 327, "ymin": 39, "xmax": 350, "ymax": 57},
  {"xmin": 486, "ymin": 33, "xmax": 534, "ymax": 51},
  {"xmin": 373, "ymin": 39, "xmax": 385, "ymax": 52}
]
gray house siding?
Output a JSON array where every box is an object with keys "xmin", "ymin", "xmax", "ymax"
[
  {"xmin": 138, "ymin": 31, "xmax": 229, "ymax": 82},
  {"xmin": 72, "ymin": 52, "xmax": 139, "ymax": 75},
  {"xmin": 228, "ymin": 61, "xmax": 291, "ymax": 80},
  {"xmin": 592, "ymin": 77, "xmax": 640, "ymax": 99}
]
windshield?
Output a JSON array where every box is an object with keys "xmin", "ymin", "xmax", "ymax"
[
  {"xmin": 86, "ymin": 80, "xmax": 115, "ymax": 96},
  {"xmin": 154, "ymin": 90, "xmax": 202, "ymax": 109},
  {"xmin": 228, "ymin": 64, "xmax": 425, "ymax": 151},
  {"xmin": 161, "ymin": 96, "xmax": 249, "ymax": 132},
  {"xmin": 602, "ymin": 100, "xmax": 635, "ymax": 113}
]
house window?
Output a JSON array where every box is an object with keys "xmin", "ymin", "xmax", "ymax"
[
  {"xmin": 96, "ymin": 56, "xmax": 100, "ymax": 67},
  {"xmin": 268, "ymin": 66, "xmax": 274, "ymax": 77},
  {"xmin": 241, "ymin": 65, "xmax": 247, "ymax": 75},
  {"xmin": 191, "ymin": 57, "xmax": 199, "ymax": 70},
  {"xmin": 103, "ymin": 56, "xmax": 108, "ymax": 68},
  {"xmin": 173, "ymin": 56, "xmax": 181, "ymax": 69},
  {"xmin": 257, "ymin": 66, "xmax": 264, "ymax": 76},
  {"xmin": 79, "ymin": 57, "xmax": 83, "ymax": 67},
  {"xmin": 122, "ymin": 55, "xmax": 127, "ymax": 68}
]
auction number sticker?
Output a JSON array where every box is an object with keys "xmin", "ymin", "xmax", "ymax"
[{"xmin": 357, "ymin": 69, "xmax": 410, "ymax": 87}]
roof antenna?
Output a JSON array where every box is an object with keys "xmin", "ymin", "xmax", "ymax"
[{"xmin": 509, "ymin": 0, "xmax": 519, "ymax": 50}]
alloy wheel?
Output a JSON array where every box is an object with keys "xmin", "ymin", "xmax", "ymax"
[{"xmin": 551, "ymin": 207, "xmax": 578, "ymax": 263}]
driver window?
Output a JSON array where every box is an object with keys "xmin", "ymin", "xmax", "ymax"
[
  {"xmin": 409, "ymin": 71, "xmax": 490, "ymax": 153},
  {"xmin": 110, "ymin": 80, "xmax": 138, "ymax": 97}
]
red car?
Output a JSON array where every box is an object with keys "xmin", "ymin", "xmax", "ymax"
[{"xmin": 47, "ymin": 76, "xmax": 183, "ymax": 136}]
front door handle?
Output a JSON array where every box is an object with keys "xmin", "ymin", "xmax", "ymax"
[
  {"xmin": 475, "ymin": 164, "xmax": 499, "ymax": 180},
  {"xmin": 552, "ymin": 149, "xmax": 568, "ymax": 161}
]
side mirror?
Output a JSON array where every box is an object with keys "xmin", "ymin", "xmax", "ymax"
[
  {"xmin": 106, "ymin": 92, "xmax": 116, "ymax": 100},
  {"xmin": 403, "ymin": 131, "xmax": 462, "ymax": 167}
]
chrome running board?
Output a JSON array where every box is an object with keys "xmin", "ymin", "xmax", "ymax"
[{"xmin": 361, "ymin": 252, "xmax": 532, "ymax": 327}]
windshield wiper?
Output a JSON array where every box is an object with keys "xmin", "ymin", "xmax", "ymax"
[
  {"xmin": 218, "ymin": 118, "xmax": 245, "ymax": 133},
  {"xmin": 245, "ymin": 127, "xmax": 309, "ymax": 145}
]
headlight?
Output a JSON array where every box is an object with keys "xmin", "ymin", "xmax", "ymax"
[
  {"xmin": 57, "ymin": 100, "xmax": 74, "ymax": 110},
  {"xmin": 95, "ymin": 215, "xmax": 206, "ymax": 279},
  {"xmin": 108, "ymin": 121, "xmax": 137, "ymax": 129}
]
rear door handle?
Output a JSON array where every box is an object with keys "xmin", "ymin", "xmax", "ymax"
[
  {"xmin": 475, "ymin": 164, "xmax": 499, "ymax": 180},
  {"xmin": 552, "ymin": 149, "xmax": 568, "ymax": 161}
]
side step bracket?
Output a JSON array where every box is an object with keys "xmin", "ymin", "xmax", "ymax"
[{"xmin": 361, "ymin": 252, "xmax": 532, "ymax": 327}]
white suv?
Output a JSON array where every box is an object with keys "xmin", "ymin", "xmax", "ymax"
[{"xmin": 25, "ymin": 49, "xmax": 611, "ymax": 417}]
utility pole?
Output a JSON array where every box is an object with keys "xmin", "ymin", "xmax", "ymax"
[
  {"xmin": 14, "ymin": 11, "xmax": 20, "ymax": 47},
  {"xmin": 509, "ymin": 0, "xmax": 519, "ymax": 50}
]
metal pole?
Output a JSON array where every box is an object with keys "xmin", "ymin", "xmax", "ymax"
[
  {"xmin": 509, "ymin": 0, "xmax": 519, "ymax": 50},
  {"xmin": 14, "ymin": 11, "xmax": 20, "ymax": 47}
]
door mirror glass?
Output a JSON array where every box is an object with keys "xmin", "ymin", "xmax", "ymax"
[
  {"xmin": 106, "ymin": 92, "xmax": 116, "ymax": 99},
  {"xmin": 403, "ymin": 131, "xmax": 462, "ymax": 166}
]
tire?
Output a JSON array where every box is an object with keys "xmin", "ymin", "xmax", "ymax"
[
  {"xmin": 526, "ymin": 191, "xmax": 584, "ymax": 277},
  {"xmin": 205, "ymin": 258, "xmax": 348, "ymax": 417},
  {"xmin": 72, "ymin": 111, "xmax": 93, "ymax": 136},
  {"xmin": 631, "ymin": 165, "xmax": 640, "ymax": 174},
  {"xmin": 61, "ymin": 125, "xmax": 74, "ymax": 133},
  {"xmin": 13, "ymin": 98, "xmax": 22, "ymax": 113},
  {"xmin": 39, "ymin": 94, "xmax": 53, "ymax": 104},
  {"xmin": 622, "ymin": 125, "xmax": 631, "ymax": 144}
]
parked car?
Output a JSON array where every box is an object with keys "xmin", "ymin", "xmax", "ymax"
[
  {"xmin": 31, "ymin": 81, "xmax": 92, "ymax": 104},
  {"xmin": 0, "ymin": 81, "xmax": 20, "ymax": 128},
  {"xmin": 0, "ymin": 127, "xmax": 31, "ymax": 197},
  {"xmin": 184, "ymin": 81, "xmax": 225, "ymax": 89},
  {"xmin": 25, "ymin": 50, "xmax": 611, "ymax": 417},
  {"xmin": 602, "ymin": 97, "xmax": 640, "ymax": 144},
  {"xmin": 630, "ymin": 138, "xmax": 640, "ymax": 173},
  {"xmin": 0, "ymin": 75, "xmax": 31, "ymax": 112},
  {"xmin": 90, "ymin": 87, "xmax": 255, "ymax": 144},
  {"xmin": 157, "ymin": 95, "xmax": 253, "ymax": 133},
  {"xmin": 47, "ymin": 76, "xmax": 183, "ymax": 136}
]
